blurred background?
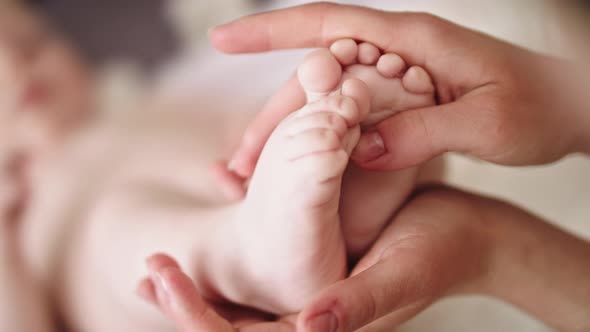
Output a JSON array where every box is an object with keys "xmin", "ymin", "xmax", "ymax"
[{"xmin": 1, "ymin": 0, "xmax": 589, "ymax": 331}]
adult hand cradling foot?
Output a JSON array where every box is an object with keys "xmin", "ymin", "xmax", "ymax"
[
  {"xmin": 141, "ymin": 187, "xmax": 590, "ymax": 332},
  {"xmin": 136, "ymin": 3, "xmax": 590, "ymax": 332},
  {"xmin": 214, "ymin": 3, "xmax": 590, "ymax": 176}
]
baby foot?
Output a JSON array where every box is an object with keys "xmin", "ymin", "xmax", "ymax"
[
  {"xmin": 327, "ymin": 39, "xmax": 435, "ymax": 127},
  {"xmin": 231, "ymin": 52, "xmax": 371, "ymax": 314},
  {"xmin": 304, "ymin": 39, "xmax": 437, "ymax": 258}
]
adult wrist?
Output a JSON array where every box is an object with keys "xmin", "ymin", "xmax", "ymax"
[{"xmin": 483, "ymin": 200, "xmax": 590, "ymax": 331}]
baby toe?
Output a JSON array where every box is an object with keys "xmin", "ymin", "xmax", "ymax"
[
  {"xmin": 330, "ymin": 39, "xmax": 359, "ymax": 66},
  {"xmin": 376, "ymin": 53, "xmax": 406, "ymax": 78},
  {"xmin": 402, "ymin": 66, "xmax": 435, "ymax": 94},
  {"xmin": 341, "ymin": 78, "xmax": 371, "ymax": 123},
  {"xmin": 358, "ymin": 42, "xmax": 381, "ymax": 65}
]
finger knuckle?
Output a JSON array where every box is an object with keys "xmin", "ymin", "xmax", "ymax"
[
  {"xmin": 410, "ymin": 12, "xmax": 448, "ymax": 40},
  {"xmin": 413, "ymin": 12, "xmax": 443, "ymax": 27}
]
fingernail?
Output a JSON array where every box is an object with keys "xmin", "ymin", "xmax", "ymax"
[
  {"xmin": 308, "ymin": 312, "xmax": 338, "ymax": 332},
  {"xmin": 356, "ymin": 132, "xmax": 385, "ymax": 162},
  {"xmin": 151, "ymin": 271, "xmax": 171, "ymax": 303}
]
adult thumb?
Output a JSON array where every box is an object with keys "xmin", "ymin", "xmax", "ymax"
[
  {"xmin": 296, "ymin": 254, "xmax": 437, "ymax": 332},
  {"xmin": 351, "ymin": 102, "xmax": 470, "ymax": 170}
]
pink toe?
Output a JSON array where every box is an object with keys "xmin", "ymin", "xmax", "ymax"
[
  {"xmin": 298, "ymin": 49, "xmax": 343, "ymax": 98},
  {"xmin": 330, "ymin": 39, "xmax": 358, "ymax": 65},
  {"xmin": 402, "ymin": 66, "xmax": 435, "ymax": 94},
  {"xmin": 376, "ymin": 53, "xmax": 406, "ymax": 78},
  {"xmin": 341, "ymin": 79, "xmax": 371, "ymax": 122},
  {"xmin": 358, "ymin": 43, "xmax": 381, "ymax": 65}
]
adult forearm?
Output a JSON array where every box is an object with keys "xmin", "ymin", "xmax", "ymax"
[{"xmin": 486, "ymin": 203, "xmax": 590, "ymax": 331}]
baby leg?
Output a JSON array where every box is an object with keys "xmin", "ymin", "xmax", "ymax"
[
  {"xmin": 303, "ymin": 40, "xmax": 439, "ymax": 258},
  {"xmin": 58, "ymin": 180, "xmax": 242, "ymax": 331}
]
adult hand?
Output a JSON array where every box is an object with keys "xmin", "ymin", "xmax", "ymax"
[
  {"xmin": 296, "ymin": 187, "xmax": 590, "ymax": 332},
  {"xmin": 296, "ymin": 187, "xmax": 495, "ymax": 332},
  {"xmin": 136, "ymin": 187, "xmax": 498, "ymax": 332},
  {"xmin": 138, "ymin": 187, "xmax": 495, "ymax": 332},
  {"xmin": 210, "ymin": 3, "xmax": 590, "ymax": 176},
  {"xmin": 138, "ymin": 187, "xmax": 590, "ymax": 331},
  {"xmin": 137, "ymin": 254, "xmax": 297, "ymax": 332}
]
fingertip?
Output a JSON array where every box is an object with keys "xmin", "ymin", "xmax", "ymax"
[
  {"xmin": 351, "ymin": 131, "xmax": 386, "ymax": 164},
  {"xmin": 299, "ymin": 291, "xmax": 345, "ymax": 332},
  {"xmin": 301, "ymin": 311, "xmax": 339, "ymax": 332},
  {"xmin": 352, "ymin": 106, "xmax": 451, "ymax": 171},
  {"xmin": 209, "ymin": 161, "xmax": 247, "ymax": 201},
  {"xmin": 208, "ymin": 18, "xmax": 265, "ymax": 54},
  {"xmin": 208, "ymin": 23, "xmax": 232, "ymax": 52},
  {"xmin": 137, "ymin": 277, "xmax": 158, "ymax": 306},
  {"xmin": 158, "ymin": 265, "xmax": 197, "ymax": 301},
  {"xmin": 146, "ymin": 253, "xmax": 181, "ymax": 274},
  {"xmin": 229, "ymin": 147, "xmax": 257, "ymax": 179}
]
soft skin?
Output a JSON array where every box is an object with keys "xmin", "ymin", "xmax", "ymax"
[
  {"xmin": 139, "ymin": 186, "xmax": 590, "ymax": 332},
  {"xmin": 211, "ymin": 3, "xmax": 590, "ymax": 175}
]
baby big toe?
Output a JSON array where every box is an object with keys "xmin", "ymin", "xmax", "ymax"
[
  {"xmin": 402, "ymin": 66, "xmax": 435, "ymax": 94},
  {"xmin": 298, "ymin": 49, "xmax": 343, "ymax": 102}
]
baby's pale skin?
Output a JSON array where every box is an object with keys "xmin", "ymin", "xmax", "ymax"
[
  {"xmin": 36, "ymin": 41, "xmax": 437, "ymax": 331},
  {"xmin": 12, "ymin": 36, "xmax": 437, "ymax": 332}
]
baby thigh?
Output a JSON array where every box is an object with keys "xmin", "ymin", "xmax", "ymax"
[
  {"xmin": 50, "ymin": 119, "xmax": 234, "ymax": 331},
  {"xmin": 57, "ymin": 182, "xmax": 211, "ymax": 332}
]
